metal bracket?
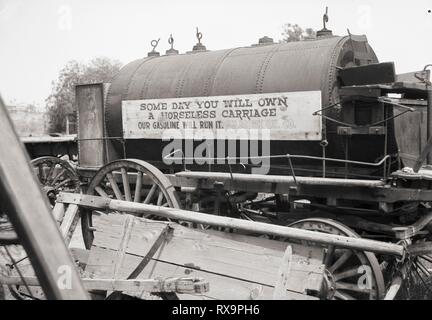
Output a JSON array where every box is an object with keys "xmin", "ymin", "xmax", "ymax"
[
  {"xmin": 160, "ymin": 277, "xmax": 209, "ymax": 294},
  {"xmin": 57, "ymin": 192, "xmax": 111, "ymax": 209}
]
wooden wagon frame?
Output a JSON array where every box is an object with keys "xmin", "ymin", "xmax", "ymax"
[{"xmin": 2, "ymin": 73, "xmax": 432, "ymax": 300}]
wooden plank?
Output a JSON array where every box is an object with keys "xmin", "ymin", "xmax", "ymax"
[
  {"xmin": 0, "ymin": 275, "xmax": 209, "ymax": 294},
  {"xmin": 57, "ymin": 192, "xmax": 405, "ymax": 256},
  {"xmin": 88, "ymin": 214, "xmax": 324, "ymax": 297},
  {"xmin": 70, "ymin": 248, "xmax": 90, "ymax": 266},
  {"xmin": 341, "ymin": 82, "xmax": 428, "ymax": 95},
  {"xmin": 76, "ymin": 83, "xmax": 105, "ymax": 167},
  {"xmin": 174, "ymin": 171, "xmax": 385, "ymax": 188},
  {"xmin": 84, "ymin": 246, "xmax": 318, "ymax": 300},
  {"xmin": 21, "ymin": 135, "xmax": 77, "ymax": 144},
  {"xmin": 0, "ymin": 96, "xmax": 88, "ymax": 299},
  {"xmin": 383, "ymin": 98, "xmax": 427, "ymax": 107},
  {"xmin": 272, "ymin": 245, "xmax": 293, "ymax": 300},
  {"xmin": 52, "ymin": 202, "xmax": 65, "ymax": 223},
  {"xmin": 397, "ymin": 70, "xmax": 430, "ymax": 83},
  {"xmin": 59, "ymin": 204, "xmax": 80, "ymax": 246},
  {"xmin": 339, "ymin": 62, "xmax": 396, "ymax": 86},
  {"xmin": 111, "ymin": 215, "xmax": 134, "ymax": 279}
]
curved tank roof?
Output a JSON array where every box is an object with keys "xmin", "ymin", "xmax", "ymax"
[{"xmin": 105, "ymin": 35, "xmax": 378, "ymax": 138}]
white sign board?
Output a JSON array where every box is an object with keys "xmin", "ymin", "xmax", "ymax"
[{"xmin": 122, "ymin": 91, "xmax": 322, "ymax": 140}]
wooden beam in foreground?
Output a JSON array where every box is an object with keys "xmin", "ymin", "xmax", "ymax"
[
  {"xmin": 57, "ymin": 192, "xmax": 405, "ymax": 256},
  {"xmin": 0, "ymin": 97, "xmax": 88, "ymax": 300},
  {"xmin": 0, "ymin": 276, "xmax": 209, "ymax": 294}
]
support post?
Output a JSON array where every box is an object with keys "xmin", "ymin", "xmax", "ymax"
[
  {"xmin": 427, "ymin": 87, "xmax": 432, "ymax": 164},
  {"xmin": 0, "ymin": 97, "xmax": 88, "ymax": 299}
]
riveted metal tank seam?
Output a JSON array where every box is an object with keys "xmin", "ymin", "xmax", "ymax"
[
  {"xmin": 124, "ymin": 57, "xmax": 155, "ymax": 100},
  {"xmin": 138, "ymin": 58, "xmax": 165, "ymax": 99},
  {"xmin": 254, "ymin": 44, "xmax": 283, "ymax": 94},
  {"xmin": 204, "ymin": 47, "xmax": 240, "ymax": 96},
  {"xmin": 175, "ymin": 57, "xmax": 197, "ymax": 98}
]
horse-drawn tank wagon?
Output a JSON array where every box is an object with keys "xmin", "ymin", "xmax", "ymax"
[{"xmin": 3, "ymin": 18, "xmax": 432, "ymax": 300}]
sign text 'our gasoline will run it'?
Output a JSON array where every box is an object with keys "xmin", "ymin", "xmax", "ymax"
[{"xmin": 122, "ymin": 91, "xmax": 322, "ymax": 140}]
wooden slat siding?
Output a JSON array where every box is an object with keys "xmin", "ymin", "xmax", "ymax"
[
  {"xmin": 95, "ymin": 214, "xmax": 324, "ymax": 291},
  {"xmin": 111, "ymin": 215, "xmax": 135, "ymax": 279},
  {"xmin": 84, "ymin": 246, "xmax": 318, "ymax": 300},
  {"xmin": 130, "ymin": 225, "xmax": 323, "ymax": 293},
  {"xmin": 273, "ymin": 245, "xmax": 293, "ymax": 300},
  {"xmin": 70, "ymin": 248, "xmax": 90, "ymax": 266},
  {"xmin": 52, "ymin": 203, "xmax": 65, "ymax": 223},
  {"xmin": 87, "ymin": 214, "xmax": 324, "ymax": 298},
  {"xmin": 59, "ymin": 204, "xmax": 80, "ymax": 246},
  {"xmin": 126, "ymin": 225, "xmax": 172, "ymax": 280}
]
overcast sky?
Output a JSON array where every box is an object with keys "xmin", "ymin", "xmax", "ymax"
[{"xmin": 0, "ymin": 0, "xmax": 431, "ymax": 108}]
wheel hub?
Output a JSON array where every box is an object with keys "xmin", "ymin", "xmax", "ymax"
[{"xmin": 320, "ymin": 269, "xmax": 337, "ymax": 300}]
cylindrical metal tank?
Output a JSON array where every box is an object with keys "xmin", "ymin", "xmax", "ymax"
[{"xmin": 105, "ymin": 35, "xmax": 381, "ymax": 176}]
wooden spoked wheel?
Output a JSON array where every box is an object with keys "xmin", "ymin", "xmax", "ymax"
[
  {"xmin": 289, "ymin": 218, "xmax": 385, "ymax": 300},
  {"xmin": 31, "ymin": 156, "xmax": 80, "ymax": 206},
  {"xmin": 2, "ymin": 157, "xmax": 79, "ymax": 300},
  {"xmin": 80, "ymin": 159, "xmax": 180, "ymax": 249}
]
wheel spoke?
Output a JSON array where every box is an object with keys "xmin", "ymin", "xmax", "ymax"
[
  {"xmin": 418, "ymin": 255, "xmax": 432, "ymax": 264},
  {"xmin": 106, "ymin": 172, "xmax": 123, "ymax": 200},
  {"xmin": 121, "ymin": 168, "xmax": 132, "ymax": 202},
  {"xmin": 157, "ymin": 192, "xmax": 163, "ymax": 206},
  {"xmin": 415, "ymin": 261, "xmax": 431, "ymax": 277},
  {"xmin": 134, "ymin": 171, "xmax": 143, "ymax": 203},
  {"xmin": 328, "ymin": 250, "xmax": 352, "ymax": 273},
  {"xmin": 95, "ymin": 186, "xmax": 109, "ymax": 198},
  {"xmin": 45, "ymin": 163, "xmax": 56, "ymax": 184},
  {"xmin": 38, "ymin": 164, "xmax": 45, "ymax": 183},
  {"xmin": 51, "ymin": 168, "xmax": 66, "ymax": 186},
  {"xmin": 324, "ymin": 245, "xmax": 335, "ymax": 268},
  {"xmin": 335, "ymin": 281, "xmax": 372, "ymax": 294},
  {"xmin": 334, "ymin": 290, "xmax": 356, "ymax": 300},
  {"xmin": 333, "ymin": 266, "xmax": 360, "ymax": 281},
  {"xmin": 53, "ymin": 178, "xmax": 71, "ymax": 190},
  {"xmin": 144, "ymin": 184, "xmax": 157, "ymax": 204}
]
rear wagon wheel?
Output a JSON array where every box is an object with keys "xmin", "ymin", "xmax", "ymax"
[{"xmin": 289, "ymin": 218, "xmax": 385, "ymax": 300}]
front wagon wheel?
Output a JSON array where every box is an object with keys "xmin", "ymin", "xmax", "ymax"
[{"xmin": 80, "ymin": 159, "xmax": 180, "ymax": 249}]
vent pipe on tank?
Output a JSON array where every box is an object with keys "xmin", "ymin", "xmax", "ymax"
[
  {"xmin": 252, "ymin": 36, "xmax": 274, "ymax": 46},
  {"xmin": 316, "ymin": 7, "xmax": 333, "ymax": 38},
  {"xmin": 147, "ymin": 39, "xmax": 160, "ymax": 57},
  {"xmin": 191, "ymin": 27, "xmax": 207, "ymax": 52},
  {"xmin": 165, "ymin": 34, "xmax": 179, "ymax": 55}
]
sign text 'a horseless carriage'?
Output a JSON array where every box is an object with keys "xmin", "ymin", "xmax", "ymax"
[{"xmin": 122, "ymin": 91, "xmax": 322, "ymax": 140}]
